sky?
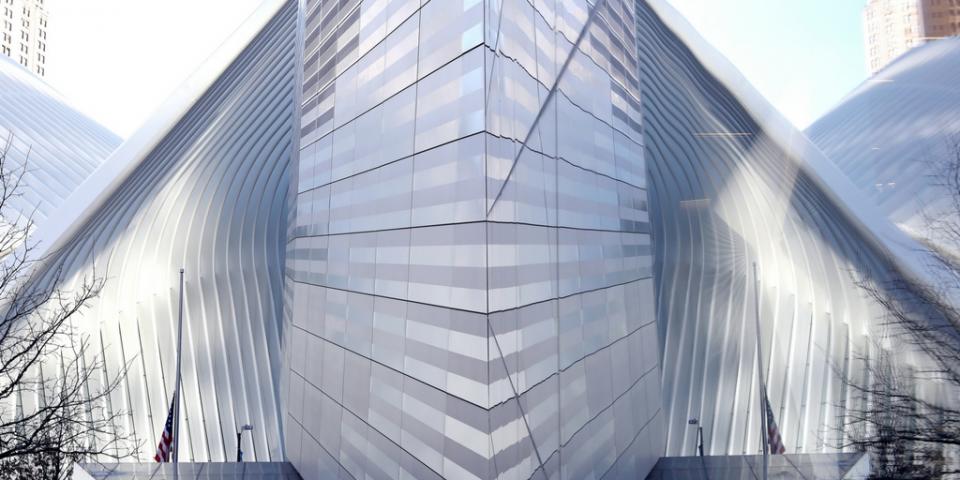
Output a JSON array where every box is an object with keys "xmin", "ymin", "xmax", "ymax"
[
  {"xmin": 660, "ymin": 0, "xmax": 868, "ymax": 129},
  {"xmin": 45, "ymin": 0, "xmax": 262, "ymax": 138},
  {"xmin": 42, "ymin": 0, "xmax": 869, "ymax": 138}
]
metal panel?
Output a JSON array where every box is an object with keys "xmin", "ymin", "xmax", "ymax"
[
  {"xmin": 0, "ymin": 56, "xmax": 119, "ymax": 222},
  {"xmin": 284, "ymin": 0, "xmax": 665, "ymax": 478}
]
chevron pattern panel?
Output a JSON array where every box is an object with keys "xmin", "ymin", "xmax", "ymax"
[{"xmin": 283, "ymin": 0, "xmax": 665, "ymax": 478}]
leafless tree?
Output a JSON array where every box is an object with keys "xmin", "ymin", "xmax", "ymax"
[
  {"xmin": 839, "ymin": 135, "xmax": 960, "ymax": 479},
  {"xmin": 0, "ymin": 134, "xmax": 135, "ymax": 479}
]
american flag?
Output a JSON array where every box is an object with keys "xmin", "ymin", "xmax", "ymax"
[
  {"xmin": 153, "ymin": 395, "xmax": 176, "ymax": 462},
  {"xmin": 765, "ymin": 395, "xmax": 786, "ymax": 454}
]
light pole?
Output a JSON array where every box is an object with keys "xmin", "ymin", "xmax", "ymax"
[
  {"xmin": 688, "ymin": 418, "xmax": 704, "ymax": 457},
  {"xmin": 236, "ymin": 424, "xmax": 253, "ymax": 462}
]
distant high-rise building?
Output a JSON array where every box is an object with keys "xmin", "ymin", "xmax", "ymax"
[
  {"xmin": 864, "ymin": 0, "xmax": 960, "ymax": 75},
  {"xmin": 921, "ymin": 0, "xmax": 960, "ymax": 39},
  {"xmin": 0, "ymin": 0, "xmax": 47, "ymax": 76}
]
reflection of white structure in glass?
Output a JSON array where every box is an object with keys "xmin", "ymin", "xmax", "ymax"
[
  {"xmin": 639, "ymin": 0, "xmax": 947, "ymax": 458},
  {"xmin": 808, "ymin": 38, "xmax": 960, "ymax": 256},
  {"xmin": 0, "ymin": 55, "xmax": 119, "ymax": 222},
  {"xmin": 283, "ymin": 0, "xmax": 663, "ymax": 477},
  {"xmin": 25, "ymin": 0, "xmax": 297, "ymax": 462}
]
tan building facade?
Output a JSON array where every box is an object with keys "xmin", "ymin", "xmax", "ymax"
[
  {"xmin": 0, "ymin": 0, "xmax": 47, "ymax": 76},
  {"xmin": 921, "ymin": 0, "xmax": 960, "ymax": 39},
  {"xmin": 864, "ymin": 0, "xmax": 960, "ymax": 74}
]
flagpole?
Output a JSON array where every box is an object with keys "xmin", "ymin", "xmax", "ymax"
[
  {"xmin": 172, "ymin": 268, "xmax": 184, "ymax": 463},
  {"xmin": 753, "ymin": 262, "xmax": 769, "ymax": 480}
]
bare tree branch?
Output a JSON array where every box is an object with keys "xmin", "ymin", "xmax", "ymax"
[
  {"xmin": 0, "ymin": 134, "xmax": 136, "ymax": 479},
  {"xmin": 837, "ymin": 134, "xmax": 960, "ymax": 479}
]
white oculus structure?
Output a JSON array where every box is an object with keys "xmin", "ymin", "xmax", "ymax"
[
  {"xmin": 0, "ymin": 55, "xmax": 119, "ymax": 223},
  {"xmin": 23, "ymin": 0, "xmax": 297, "ymax": 463},
  {"xmin": 808, "ymin": 38, "xmax": 960, "ymax": 259},
  {"xmin": 639, "ymin": 0, "xmax": 954, "ymax": 460}
]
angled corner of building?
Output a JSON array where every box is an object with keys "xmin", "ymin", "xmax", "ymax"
[
  {"xmin": 23, "ymin": 0, "xmax": 298, "ymax": 463},
  {"xmin": 0, "ymin": 55, "xmax": 120, "ymax": 222},
  {"xmin": 284, "ymin": 0, "xmax": 663, "ymax": 478},
  {"xmin": 637, "ymin": 0, "xmax": 948, "ymax": 459}
]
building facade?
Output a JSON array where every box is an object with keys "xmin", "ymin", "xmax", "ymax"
[
  {"xmin": 864, "ymin": 0, "xmax": 960, "ymax": 75},
  {"xmin": 283, "ymin": 0, "xmax": 664, "ymax": 478},
  {"xmin": 0, "ymin": 0, "xmax": 47, "ymax": 76},
  {"xmin": 920, "ymin": 0, "xmax": 960, "ymax": 40}
]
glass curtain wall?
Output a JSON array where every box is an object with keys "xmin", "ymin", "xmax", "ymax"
[{"xmin": 284, "ymin": 0, "xmax": 664, "ymax": 478}]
